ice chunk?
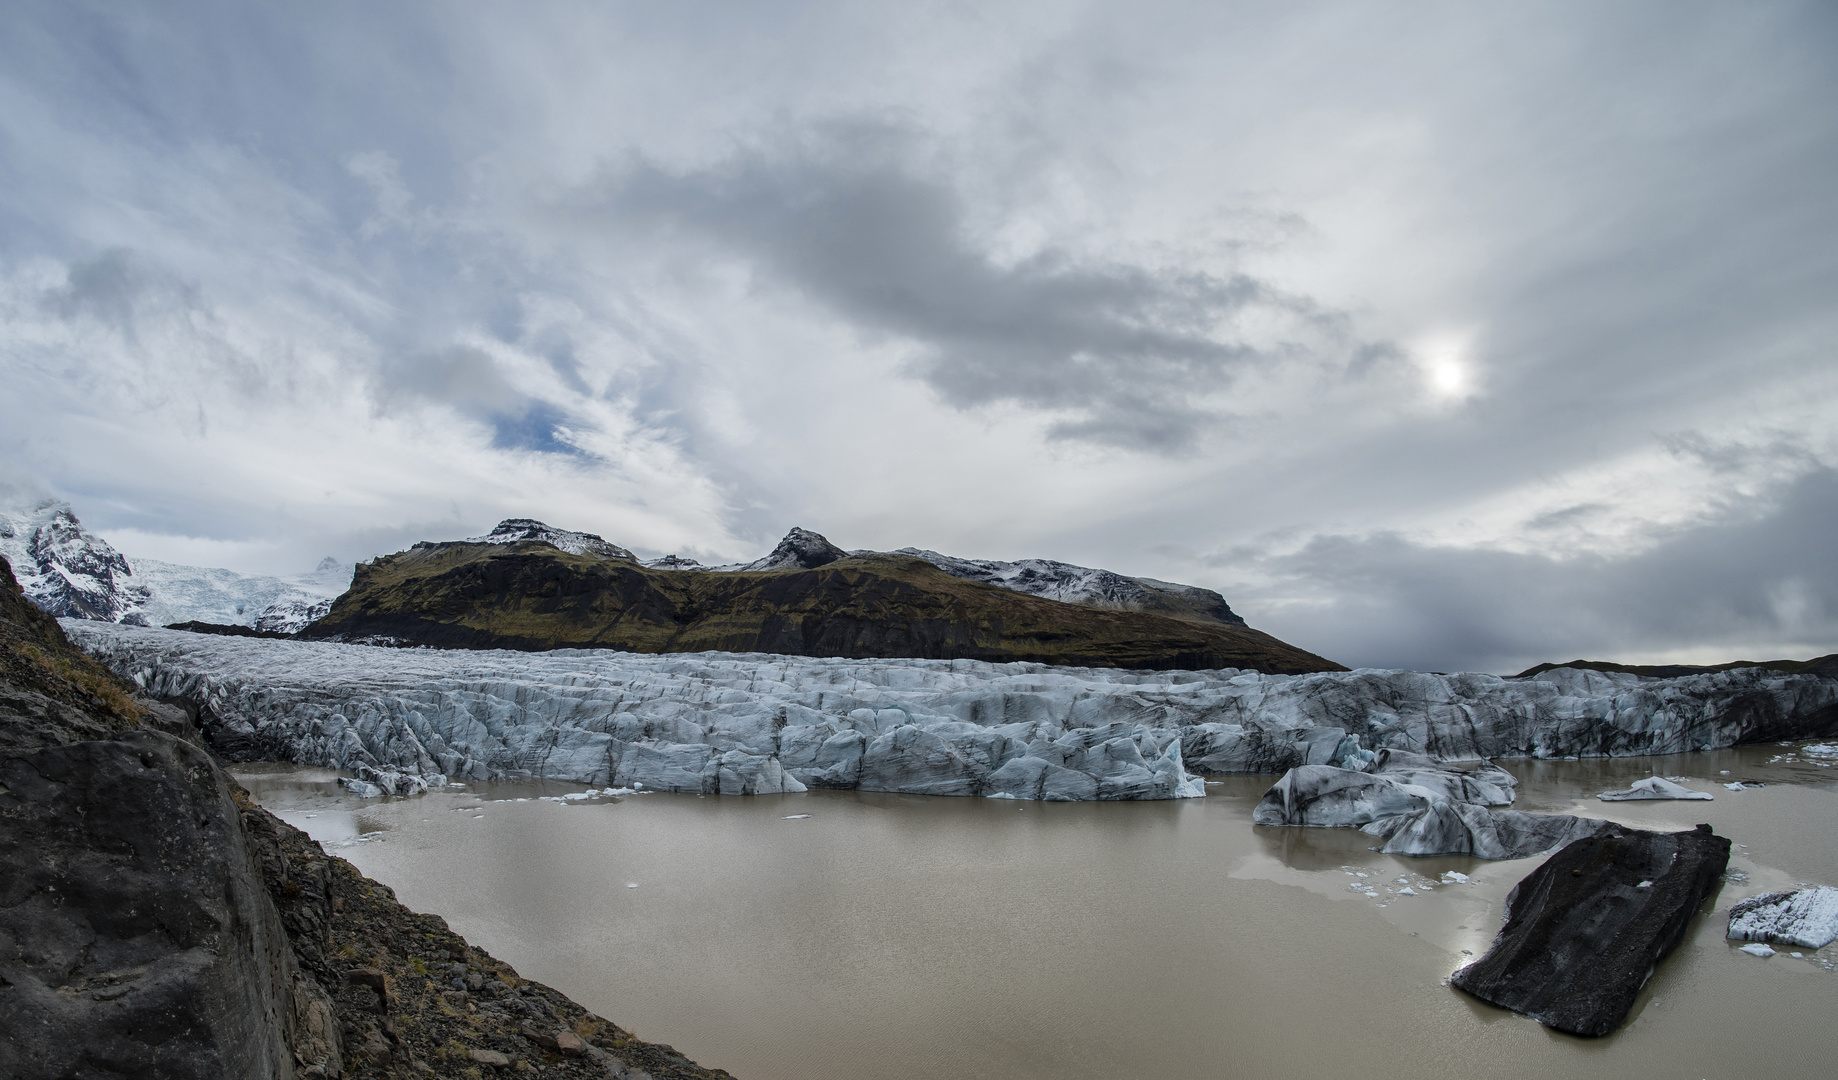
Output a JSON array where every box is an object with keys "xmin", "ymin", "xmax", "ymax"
[
  {"xmin": 1727, "ymin": 886, "xmax": 1838, "ymax": 949},
  {"xmin": 1737, "ymin": 943, "xmax": 1776, "ymax": 957},
  {"xmin": 781, "ymin": 814, "xmax": 811, "ymax": 819},
  {"xmin": 1597, "ymin": 776, "xmax": 1714, "ymax": 801}
]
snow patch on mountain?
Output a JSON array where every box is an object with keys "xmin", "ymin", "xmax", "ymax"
[
  {"xmin": 654, "ymin": 525, "xmax": 1243, "ymax": 622},
  {"xmin": 465, "ymin": 518, "xmax": 637, "ymax": 561},
  {"xmin": 1, "ymin": 500, "xmax": 350, "ymax": 630},
  {"xmin": 705, "ymin": 527, "xmax": 847, "ymax": 572},
  {"xmin": 2, "ymin": 500, "xmax": 151, "ymax": 622},
  {"xmin": 896, "ymin": 548, "xmax": 1245, "ymax": 624}
]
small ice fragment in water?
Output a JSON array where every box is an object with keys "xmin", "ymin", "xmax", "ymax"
[
  {"xmin": 1637, "ymin": 880, "xmax": 1653, "ymax": 888},
  {"xmin": 1399, "ymin": 887, "xmax": 1418, "ymax": 896},
  {"xmin": 782, "ymin": 813, "xmax": 811, "ymax": 819},
  {"xmin": 626, "ymin": 883, "xmax": 639, "ymax": 889},
  {"xmin": 1792, "ymin": 952, "xmax": 1804, "ymax": 958},
  {"xmin": 1738, "ymin": 943, "xmax": 1775, "ymax": 957},
  {"xmin": 1724, "ymin": 782, "xmax": 1747, "ymax": 791},
  {"xmin": 1441, "ymin": 871, "xmax": 1471, "ymax": 885}
]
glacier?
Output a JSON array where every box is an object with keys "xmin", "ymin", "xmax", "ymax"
[
  {"xmin": 65, "ymin": 622, "xmax": 1838, "ymax": 805},
  {"xmin": 1, "ymin": 500, "xmax": 350, "ymax": 630}
]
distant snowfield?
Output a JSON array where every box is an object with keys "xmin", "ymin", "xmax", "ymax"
[
  {"xmin": 2, "ymin": 499, "xmax": 350, "ymax": 631},
  {"xmin": 69, "ymin": 622, "xmax": 1838, "ymax": 803}
]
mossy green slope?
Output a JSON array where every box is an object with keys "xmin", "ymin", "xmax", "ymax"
[{"xmin": 302, "ymin": 541, "xmax": 1344, "ymax": 674}]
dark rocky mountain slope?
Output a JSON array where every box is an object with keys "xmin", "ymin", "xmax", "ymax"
[
  {"xmin": 0, "ymin": 555, "xmax": 732, "ymax": 1080},
  {"xmin": 300, "ymin": 539, "xmax": 1343, "ymax": 674},
  {"xmin": 1516, "ymin": 654, "xmax": 1838, "ymax": 680}
]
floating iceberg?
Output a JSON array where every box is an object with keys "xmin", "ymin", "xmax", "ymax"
[
  {"xmin": 1597, "ymin": 776, "xmax": 1715, "ymax": 801},
  {"xmin": 1727, "ymin": 886, "xmax": 1838, "ymax": 949}
]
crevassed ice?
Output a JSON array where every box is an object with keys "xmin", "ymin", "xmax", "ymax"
[{"xmin": 64, "ymin": 622, "xmax": 1838, "ymax": 803}]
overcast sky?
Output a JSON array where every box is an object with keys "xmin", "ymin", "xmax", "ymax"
[{"xmin": 2, "ymin": 0, "xmax": 1834, "ymax": 672}]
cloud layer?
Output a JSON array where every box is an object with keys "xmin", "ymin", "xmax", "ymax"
[{"xmin": 1, "ymin": 0, "xmax": 1834, "ymax": 671}]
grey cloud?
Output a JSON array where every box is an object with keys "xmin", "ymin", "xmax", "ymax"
[
  {"xmin": 377, "ymin": 347, "xmax": 585, "ymax": 457},
  {"xmin": 43, "ymin": 249, "xmax": 204, "ymax": 340},
  {"xmin": 573, "ymin": 128, "xmax": 1369, "ymax": 451},
  {"xmin": 1238, "ymin": 467, "xmax": 1838, "ymax": 673}
]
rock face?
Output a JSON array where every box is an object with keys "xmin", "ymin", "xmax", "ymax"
[
  {"xmin": 1598, "ymin": 776, "xmax": 1715, "ymax": 801},
  {"xmin": 0, "ymin": 729, "xmax": 301, "ymax": 1078},
  {"xmin": 1726, "ymin": 886, "xmax": 1838, "ymax": 949},
  {"xmin": 1451, "ymin": 824, "xmax": 1730, "ymax": 1036},
  {"xmin": 299, "ymin": 540, "xmax": 1339, "ymax": 673},
  {"xmin": 66, "ymin": 622, "xmax": 1838, "ymax": 803},
  {"xmin": 0, "ymin": 556, "xmax": 733, "ymax": 1080}
]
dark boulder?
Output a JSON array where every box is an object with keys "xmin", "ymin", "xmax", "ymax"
[
  {"xmin": 1450, "ymin": 823, "xmax": 1730, "ymax": 1036},
  {"xmin": 0, "ymin": 730, "xmax": 301, "ymax": 1079}
]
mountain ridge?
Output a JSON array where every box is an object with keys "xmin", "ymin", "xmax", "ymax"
[
  {"xmin": 300, "ymin": 539, "xmax": 1343, "ymax": 673},
  {"xmin": 0, "ymin": 500, "xmax": 350, "ymax": 631}
]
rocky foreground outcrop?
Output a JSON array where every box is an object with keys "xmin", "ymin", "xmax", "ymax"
[
  {"xmin": 1451, "ymin": 824, "xmax": 1730, "ymax": 1036},
  {"xmin": 66, "ymin": 621, "xmax": 1838, "ymax": 803},
  {"xmin": 0, "ymin": 558, "xmax": 731, "ymax": 1079}
]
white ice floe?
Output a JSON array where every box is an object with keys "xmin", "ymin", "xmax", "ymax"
[
  {"xmin": 1727, "ymin": 886, "xmax": 1838, "ymax": 949},
  {"xmin": 1251, "ymin": 750, "xmax": 1615, "ymax": 859},
  {"xmin": 1441, "ymin": 871, "xmax": 1471, "ymax": 884},
  {"xmin": 782, "ymin": 814, "xmax": 811, "ymax": 820},
  {"xmin": 1597, "ymin": 776, "xmax": 1714, "ymax": 801},
  {"xmin": 1737, "ymin": 943, "xmax": 1777, "ymax": 957},
  {"xmin": 64, "ymin": 621, "xmax": 1838, "ymax": 803}
]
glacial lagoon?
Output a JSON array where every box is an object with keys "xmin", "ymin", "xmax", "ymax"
[{"xmin": 237, "ymin": 745, "xmax": 1838, "ymax": 1080}]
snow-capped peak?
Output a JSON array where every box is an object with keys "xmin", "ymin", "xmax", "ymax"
[
  {"xmin": 1, "ymin": 499, "xmax": 353, "ymax": 632},
  {"xmin": 707, "ymin": 527, "xmax": 848, "ymax": 572},
  {"xmin": 0, "ymin": 499, "xmax": 148, "ymax": 622},
  {"xmin": 466, "ymin": 518, "xmax": 637, "ymax": 561}
]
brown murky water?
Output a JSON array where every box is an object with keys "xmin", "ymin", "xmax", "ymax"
[{"xmin": 237, "ymin": 745, "xmax": 1838, "ymax": 1080}]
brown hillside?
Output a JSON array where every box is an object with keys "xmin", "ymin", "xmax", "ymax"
[{"xmin": 301, "ymin": 542, "xmax": 1344, "ymax": 674}]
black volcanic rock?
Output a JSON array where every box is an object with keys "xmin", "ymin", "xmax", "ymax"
[
  {"xmin": 167, "ymin": 619, "xmax": 296, "ymax": 639},
  {"xmin": 1451, "ymin": 823, "xmax": 1730, "ymax": 1036}
]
